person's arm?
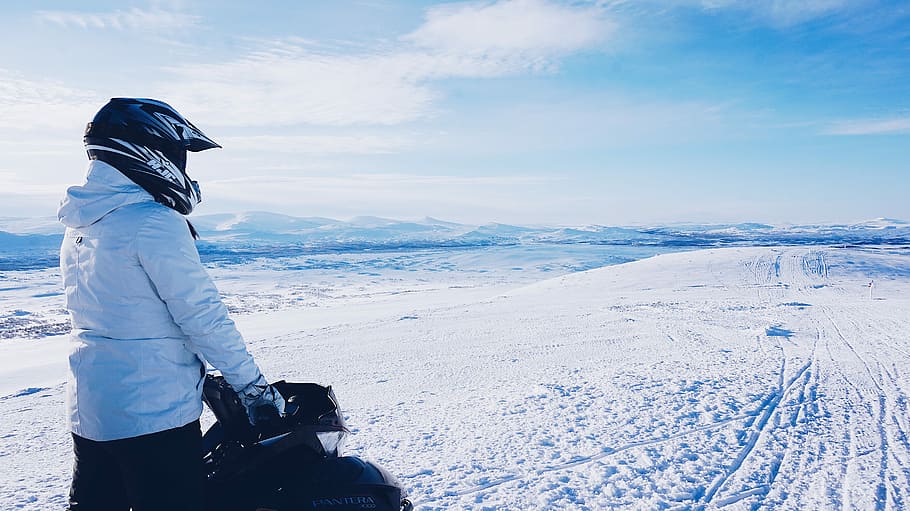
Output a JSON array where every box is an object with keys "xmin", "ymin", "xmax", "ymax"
[{"xmin": 135, "ymin": 206, "xmax": 262, "ymax": 391}]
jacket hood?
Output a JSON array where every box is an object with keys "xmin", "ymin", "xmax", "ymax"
[{"xmin": 58, "ymin": 160, "xmax": 155, "ymax": 229}]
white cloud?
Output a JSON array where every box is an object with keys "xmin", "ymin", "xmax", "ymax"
[
  {"xmin": 36, "ymin": 7, "xmax": 200, "ymax": 31},
  {"xmin": 161, "ymin": 49, "xmax": 437, "ymax": 127},
  {"xmin": 621, "ymin": 0, "xmax": 860, "ymax": 26},
  {"xmin": 0, "ymin": 170, "xmax": 69, "ymax": 196},
  {"xmin": 346, "ymin": 173, "xmax": 555, "ymax": 186},
  {"xmin": 0, "ymin": 140, "xmax": 77, "ymax": 156},
  {"xmin": 404, "ymin": 0, "xmax": 614, "ymax": 56},
  {"xmin": 427, "ymin": 92, "xmax": 736, "ymax": 154},
  {"xmin": 0, "ymin": 70, "xmax": 100, "ymax": 131},
  {"xmin": 159, "ymin": 0, "xmax": 615, "ymax": 127},
  {"xmin": 198, "ymin": 173, "xmax": 559, "ymax": 223},
  {"xmin": 744, "ymin": 0, "xmax": 853, "ymax": 25},
  {"xmin": 217, "ymin": 134, "xmax": 413, "ymax": 154},
  {"xmin": 824, "ymin": 116, "xmax": 910, "ymax": 135},
  {"xmin": 208, "ymin": 173, "xmax": 553, "ymax": 188},
  {"xmin": 688, "ymin": 0, "xmax": 857, "ymax": 25}
]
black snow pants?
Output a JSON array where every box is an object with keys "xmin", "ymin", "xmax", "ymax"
[{"xmin": 67, "ymin": 420, "xmax": 204, "ymax": 511}]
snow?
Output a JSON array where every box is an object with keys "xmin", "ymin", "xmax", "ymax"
[{"xmin": 1, "ymin": 244, "xmax": 909, "ymax": 510}]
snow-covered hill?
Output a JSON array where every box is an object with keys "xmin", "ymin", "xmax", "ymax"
[
  {"xmin": 1, "ymin": 214, "xmax": 908, "ymax": 272},
  {"xmin": 187, "ymin": 214, "xmax": 910, "ymax": 246},
  {"xmin": 1, "ymin": 245, "xmax": 908, "ymax": 509}
]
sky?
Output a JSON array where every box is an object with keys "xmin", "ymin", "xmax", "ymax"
[{"xmin": 0, "ymin": 0, "xmax": 907, "ymax": 226}]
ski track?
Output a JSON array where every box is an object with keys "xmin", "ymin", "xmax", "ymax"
[{"xmin": 1, "ymin": 246, "xmax": 909, "ymax": 510}]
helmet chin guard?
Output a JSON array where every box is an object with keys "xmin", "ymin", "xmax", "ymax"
[{"xmin": 84, "ymin": 98, "xmax": 220, "ymax": 215}]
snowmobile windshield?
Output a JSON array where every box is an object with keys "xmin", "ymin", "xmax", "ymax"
[{"xmin": 316, "ymin": 430, "xmax": 347, "ymax": 457}]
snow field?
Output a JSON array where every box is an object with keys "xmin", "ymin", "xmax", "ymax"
[
  {"xmin": 325, "ymin": 247, "xmax": 910, "ymax": 509},
  {"xmin": 1, "ymin": 246, "xmax": 909, "ymax": 510}
]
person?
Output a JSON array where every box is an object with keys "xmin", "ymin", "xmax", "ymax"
[{"xmin": 57, "ymin": 98, "xmax": 285, "ymax": 511}]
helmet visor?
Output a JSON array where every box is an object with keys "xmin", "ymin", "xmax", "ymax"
[{"xmin": 173, "ymin": 117, "xmax": 221, "ymax": 152}]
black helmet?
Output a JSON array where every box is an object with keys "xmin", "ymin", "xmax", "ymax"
[{"xmin": 84, "ymin": 97, "xmax": 221, "ymax": 215}]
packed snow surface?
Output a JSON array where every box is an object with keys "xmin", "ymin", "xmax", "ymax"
[{"xmin": 1, "ymin": 245, "xmax": 909, "ymax": 510}]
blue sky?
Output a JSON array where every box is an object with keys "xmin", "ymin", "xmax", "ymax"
[{"xmin": 0, "ymin": 0, "xmax": 907, "ymax": 225}]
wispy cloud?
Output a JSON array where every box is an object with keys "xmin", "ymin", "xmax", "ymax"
[
  {"xmin": 208, "ymin": 173, "xmax": 554, "ymax": 188},
  {"xmin": 637, "ymin": 0, "xmax": 861, "ymax": 26},
  {"xmin": 0, "ymin": 171, "xmax": 69, "ymax": 195},
  {"xmin": 0, "ymin": 69, "xmax": 100, "ymax": 130},
  {"xmin": 346, "ymin": 173, "xmax": 556, "ymax": 186},
  {"xmin": 162, "ymin": 49, "xmax": 437, "ymax": 127},
  {"xmin": 217, "ymin": 134, "xmax": 413, "ymax": 154},
  {"xmin": 36, "ymin": 7, "xmax": 200, "ymax": 31},
  {"xmin": 200, "ymin": 173, "xmax": 559, "ymax": 223},
  {"xmin": 725, "ymin": 0, "xmax": 855, "ymax": 26},
  {"xmin": 160, "ymin": 0, "xmax": 615, "ymax": 127},
  {"xmin": 823, "ymin": 116, "xmax": 910, "ymax": 135},
  {"xmin": 404, "ymin": 0, "xmax": 614, "ymax": 56}
]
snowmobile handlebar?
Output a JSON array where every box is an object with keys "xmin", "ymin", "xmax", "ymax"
[{"xmin": 202, "ymin": 373, "xmax": 349, "ymax": 449}]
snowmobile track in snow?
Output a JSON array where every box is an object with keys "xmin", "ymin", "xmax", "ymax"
[{"xmin": 429, "ymin": 413, "xmax": 753, "ymax": 502}]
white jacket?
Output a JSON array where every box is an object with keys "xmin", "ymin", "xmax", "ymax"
[{"xmin": 58, "ymin": 160, "xmax": 263, "ymax": 441}]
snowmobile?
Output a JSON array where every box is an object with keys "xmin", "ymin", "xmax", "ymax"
[{"xmin": 201, "ymin": 374, "xmax": 413, "ymax": 511}]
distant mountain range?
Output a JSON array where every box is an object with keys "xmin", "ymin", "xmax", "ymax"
[
  {"xmin": 2, "ymin": 213, "xmax": 909, "ymax": 245},
  {"xmin": 1, "ymin": 213, "xmax": 907, "ymax": 270}
]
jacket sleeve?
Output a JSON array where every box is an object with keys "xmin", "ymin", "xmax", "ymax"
[{"xmin": 135, "ymin": 207, "xmax": 263, "ymax": 391}]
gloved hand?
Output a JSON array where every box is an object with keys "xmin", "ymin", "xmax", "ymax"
[{"xmin": 237, "ymin": 374, "xmax": 286, "ymax": 425}]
